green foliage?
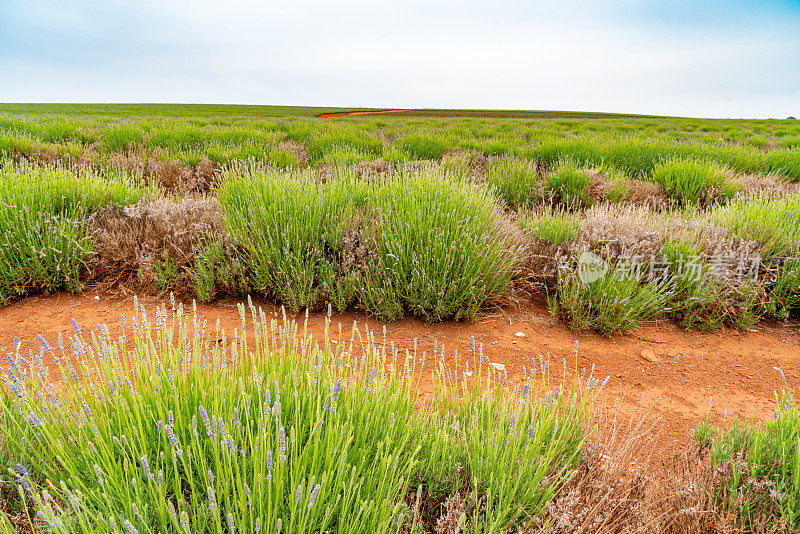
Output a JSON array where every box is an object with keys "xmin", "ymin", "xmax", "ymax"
[
  {"xmin": 713, "ymin": 193, "xmax": 800, "ymax": 260},
  {"xmin": 695, "ymin": 417, "xmax": 716, "ymax": 448},
  {"xmin": 151, "ymin": 253, "xmax": 179, "ymax": 292},
  {"xmin": 602, "ymin": 168, "xmax": 632, "ymax": 202},
  {"xmin": 190, "ymin": 240, "xmax": 246, "ymax": 303},
  {"xmin": 266, "ymin": 145, "xmax": 302, "ymax": 168},
  {"xmin": 650, "ymin": 158, "xmax": 735, "ymax": 206},
  {"xmin": 518, "ymin": 209, "xmax": 580, "ymax": 246},
  {"xmin": 220, "ymin": 167, "xmax": 514, "ymax": 323},
  {"xmin": 363, "ymin": 171, "xmax": 515, "ymax": 323},
  {"xmin": 101, "ymin": 123, "xmax": 145, "ymax": 152},
  {"xmin": 544, "ymin": 159, "xmax": 592, "ymax": 208},
  {"xmin": 220, "ymin": 169, "xmax": 363, "ymax": 312},
  {"xmin": 655, "ymin": 236, "xmax": 762, "ymax": 331},
  {"xmin": 305, "ymin": 128, "xmax": 383, "ymax": 162},
  {"xmin": 416, "ymin": 379, "xmax": 588, "ymax": 532},
  {"xmin": 486, "ymin": 157, "xmax": 541, "ymax": 210},
  {"xmin": 398, "ymin": 134, "xmax": 451, "ymax": 160},
  {"xmin": 549, "ymin": 264, "xmax": 671, "ymax": 336},
  {"xmin": 766, "ymin": 258, "xmax": 800, "ymax": 319}
]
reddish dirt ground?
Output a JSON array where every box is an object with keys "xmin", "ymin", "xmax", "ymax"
[
  {"xmin": 2, "ymin": 292, "xmax": 798, "ymax": 455},
  {"xmin": 316, "ymin": 109, "xmax": 410, "ymax": 119}
]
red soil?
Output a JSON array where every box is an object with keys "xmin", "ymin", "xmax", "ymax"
[
  {"xmin": 2, "ymin": 292, "xmax": 798, "ymax": 454},
  {"xmin": 316, "ymin": 109, "xmax": 410, "ymax": 119}
]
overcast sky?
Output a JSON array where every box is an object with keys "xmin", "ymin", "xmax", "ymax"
[{"xmin": 0, "ymin": 0, "xmax": 798, "ymax": 118}]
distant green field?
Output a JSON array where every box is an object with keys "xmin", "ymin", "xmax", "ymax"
[
  {"xmin": 385, "ymin": 108, "xmax": 669, "ymax": 119},
  {"xmin": 0, "ymin": 103, "xmax": 798, "ymax": 333},
  {"xmin": 0, "ymin": 103, "xmax": 367, "ymax": 118}
]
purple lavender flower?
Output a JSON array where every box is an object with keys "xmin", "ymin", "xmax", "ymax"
[
  {"xmin": 207, "ymin": 485, "xmax": 217, "ymax": 512},
  {"xmin": 179, "ymin": 511, "xmax": 190, "ymax": 532},
  {"xmin": 366, "ymin": 367, "xmax": 376, "ymax": 391},
  {"xmin": 37, "ymin": 334, "xmax": 52, "ymax": 352},
  {"xmin": 11, "ymin": 463, "xmax": 32, "ymax": 492},
  {"xmin": 330, "ymin": 379, "xmax": 341, "ymax": 412},
  {"xmin": 198, "ymin": 406, "xmax": 215, "ymax": 437},
  {"xmin": 165, "ymin": 424, "xmax": 183, "ymax": 456},
  {"xmin": 139, "ymin": 456, "xmax": 154, "ymax": 480},
  {"xmin": 6, "ymin": 353, "xmax": 20, "ymax": 373},
  {"xmin": 278, "ymin": 426, "xmax": 287, "ymax": 455},
  {"xmin": 308, "ymin": 483, "xmax": 321, "ymax": 509}
]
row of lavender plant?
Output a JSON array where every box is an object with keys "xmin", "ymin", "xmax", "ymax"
[
  {"xmin": 0, "ymin": 296, "xmax": 593, "ymax": 532},
  {"xmin": 218, "ymin": 165, "xmax": 515, "ymax": 323},
  {"xmin": 0, "ymin": 160, "xmax": 147, "ymax": 305}
]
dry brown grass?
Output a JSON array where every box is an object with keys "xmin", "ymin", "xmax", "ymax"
[
  {"xmin": 510, "ymin": 221, "xmax": 571, "ymax": 298},
  {"xmin": 625, "ymin": 179, "xmax": 671, "ymax": 208},
  {"xmin": 732, "ymin": 173, "xmax": 800, "ymax": 197},
  {"xmin": 441, "ymin": 148, "xmax": 488, "ymax": 179},
  {"xmin": 354, "ymin": 158, "xmax": 391, "ymax": 178},
  {"xmin": 87, "ymin": 196, "xmax": 223, "ymax": 296},
  {"xmin": 530, "ymin": 399, "xmax": 788, "ymax": 534},
  {"xmin": 277, "ymin": 139, "xmax": 310, "ymax": 166},
  {"xmin": 575, "ymin": 204, "xmax": 668, "ymax": 260}
]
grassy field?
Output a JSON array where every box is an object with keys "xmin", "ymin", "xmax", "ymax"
[
  {"xmin": 1, "ymin": 103, "xmax": 799, "ymax": 529},
  {"xmin": 0, "ymin": 104, "xmax": 798, "ymax": 335}
]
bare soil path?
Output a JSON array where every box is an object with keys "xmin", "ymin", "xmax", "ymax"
[
  {"xmin": 2, "ymin": 293, "xmax": 798, "ymax": 454},
  {"xmin": 316, "ymin": 109, "xmax": 410, "ymax": 119}
]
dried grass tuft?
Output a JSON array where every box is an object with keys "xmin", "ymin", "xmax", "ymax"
[
  {"xmin": 277, "ymin": 139, "xmax": 310, "ymax": 166},
  {"xmin": 653, "ymin": 446, "xmax": 787, "ymax": 534},
  {"xmin": 87, "ymin": 196, "xmax": 223, "ymax": 295},
  {"xmin": 441, "ymin": 148, "xmax": 488, "ymax": 179},
  {"xmin": 575, "ymin": 204, "xmax": 668, "ymax": 260},
  {"xmin": 354, "ymin": 158, "xmax": 391, "ymax": 179},
  {"xmin": 625, "ymin": 179, "xmax": 671, "ymax": 208},
  {"xmin": 511, "ymin": 214, "xmax": 571, "ymax": 298}
]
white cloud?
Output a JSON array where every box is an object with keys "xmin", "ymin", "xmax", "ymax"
[{"xmin": 0, "ymin": 0, "xmax": 797, "ymax": 117}]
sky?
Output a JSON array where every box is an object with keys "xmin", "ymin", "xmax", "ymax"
[{"xmin": 0, "ymin": 0, "xmax": 798, "ymax": 118}]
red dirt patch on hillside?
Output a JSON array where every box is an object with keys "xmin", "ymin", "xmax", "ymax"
[
  {"xmin": 2, "ymin": 293, "xmax": 798, "ymax": 455},
  {"xmin": 316, "ymin": 109, "xmax": 410, "ymax": 119}
]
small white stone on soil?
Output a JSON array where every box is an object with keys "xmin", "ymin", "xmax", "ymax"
[{"xmin": 514, "ymin": 332, "xmax": 525, "ymax": 338}]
